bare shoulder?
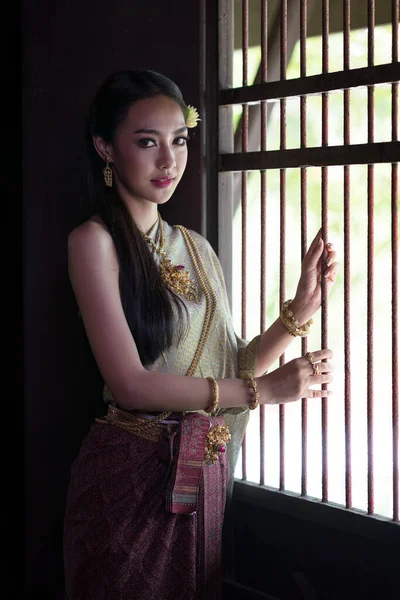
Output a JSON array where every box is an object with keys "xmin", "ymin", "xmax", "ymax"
[
  {"xmin": 67, "ymin": 217, "xmax": 118, "ymax": 279},
  {"xmin": 68, "ymin": 215, "xmax": 109, "ymax": 245},
  {"xmin": 68, "ymin": 217, "xmax": 114, "ymax": 257}
]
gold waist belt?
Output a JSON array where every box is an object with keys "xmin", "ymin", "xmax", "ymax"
[{"xmin": 95, "ymin": 404, "xmax": 177, "ymax": 442}]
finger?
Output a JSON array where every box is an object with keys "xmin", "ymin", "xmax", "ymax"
[
  {"xmin": 306, "ymin": 363, "xmax": 334, "ymax": 380},
  {"xmin": 322, "ymin": 241, "xmax": 336, "ymax": 266},
  {"xmin": 325, "ymin": 249, "xmax": 337, "ymax": 267},
  {"xmin": 304, "ymin": 229, "xmax": 322, "ymax": 258},
  {"xmin": 309, "ymin": 227, "xmax": 322, "ymax": 241},
  {"xmin": 305, "ymin": 348, "xmax": 333, "ymax": 362},
  {"xmin": 306, "ymin": 388, "xmax": 333, "ymax": 398},
  {"xmin": 311, "ymin": 374, "xmax": 334, "ymax": 384},
  {"xmin": 324, "ymin": 261, "xmax": 340, "ymax": 281},
  {"xmin": 317, "ymin": 361, "xmax": 334, "ymax": 373},
  {"xmin": 304, "ymin": 236, "xmax": 324, "ymax": 270},
  {"xmin": 305, "ymin": 361, "xmax": 334, "ymax": 374}
]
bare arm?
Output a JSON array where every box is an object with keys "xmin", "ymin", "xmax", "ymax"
[{"xmin": 68, "ymin": 221, "xmax": 334, "ymax": 411}]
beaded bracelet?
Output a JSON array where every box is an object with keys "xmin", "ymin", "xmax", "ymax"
[
  {"xmin": 244, "ymin": 375, "xmax": 260, "ymax": 410},
  {"xmin": 280, "ymin": 299, "xmax": 313, "ymax": 337},
  {"xmin": 205, "ymin": 376, "xmax": 219, "ymax": 414}
]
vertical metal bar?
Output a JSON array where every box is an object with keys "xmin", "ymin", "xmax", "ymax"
[
  {"xmin": 392, "ymin": 160, "xmax": 399, "ymax": 523},
  {"xmin": 241, "ymin": 0, "xmax": 249, "ymax": 480},
  {"xmin": 261, "ymin": 0, "xmax": 268, "ymax": 85},
  {"xmin": 279, "ymin": 0, "xmax": 287, "ymax": 492},
  {"xmin": 367, "ymin": 0, "xmax": 375, "ymax": 516},
  {"xmin": 242, "ymin": 0, "xmax": 249, "ymax": 88},
  {"xmin": 201, "ymin": 0, "xmax": 217, "ymax": 246},
  {"xmin": 241, "ymin": 159, "xmax": 248, "ymax": 344},
  {"xmin": 392, "ymin": 0, "xmax": 399, "ymax": 65},
  {"xmin": 321, "ymin": 0, "xmax": 330, "ymax": 503},
  {"xmin": 300, "ymin": 0, "xmax": 308, "ymax": 498},
  {"xmin": 391, "ymin": 0, "xmax": 399, "ymax": 523},
  {"xmin": 261, "ymin": 0, "xmax": 268, "ymax": 153},
  {"xmin": 260, "ymin": 171, "xmax": 267, "ymax": 488},
  {"xmin": 343, "ymin": 0, "xmax": 352, "ymax": 510},
  {"xmin": 218, "ymin": 0, "xmax": 235, "ymax": 308},
  {"xmin": 260, "ymin": 0, "xmax": 268, "ymax": 487}
]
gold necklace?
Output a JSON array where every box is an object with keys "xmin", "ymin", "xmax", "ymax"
[
  {"xmin": 138, "ymin": 224, "xmax": 217, "ymax": 424},
  {"xmin": 143, "ymin": 214, "xmax": 198, "ymax": 302},
  {"xmin": 174, "ymin": 225, "xmax": 218, "ymax": 378}
]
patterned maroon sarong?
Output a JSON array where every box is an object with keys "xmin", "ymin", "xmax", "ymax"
[{"xmin": 63, "ymin": 413, "xmax": 229, "ymax": 600}]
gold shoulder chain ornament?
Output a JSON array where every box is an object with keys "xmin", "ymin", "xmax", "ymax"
[
  {"xmin": 133, "ymin": 220, "xmax": 217, "ymax": 425},
  {"xmin": 143, "ymin": 214, "xmax": 198, "ymax": 302}
]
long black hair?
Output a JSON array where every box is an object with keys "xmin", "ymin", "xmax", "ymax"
[{"xmin": 85, "ymin": 69, "xmax": 188, "ymax": 366}]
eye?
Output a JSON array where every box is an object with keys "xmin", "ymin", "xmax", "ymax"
[
  {"xmin": 174, "ymin": 136, "xmax": 189, "ymax": 146},
  {"xmin": 138, "ymin": 138, "xmax": 156, "ymax": 148}
]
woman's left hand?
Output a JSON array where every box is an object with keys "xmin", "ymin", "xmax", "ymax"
[{"xmin": 290, "ymin": 229, "xmax": 339, "ymax": 324}]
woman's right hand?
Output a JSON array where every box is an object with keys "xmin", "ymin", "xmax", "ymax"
[{"xmin": 258, "ymin": 348, "xmax": 334, "ymax": 405}]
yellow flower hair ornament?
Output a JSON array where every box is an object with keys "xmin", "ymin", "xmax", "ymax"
[{"xmin": 185, "ymin": 105, "xmax": 201, "ymax": 128}]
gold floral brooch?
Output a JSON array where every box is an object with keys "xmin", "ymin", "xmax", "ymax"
[{"xmin": 204, "ymin": 424, "xmax": 231, "ymax": 465}]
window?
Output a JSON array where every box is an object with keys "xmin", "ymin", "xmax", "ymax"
[{"xmin": 215, "ymin": 0, "xmax": 399, "ymax": 521}]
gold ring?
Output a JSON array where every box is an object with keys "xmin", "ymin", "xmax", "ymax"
[
  {"xmin": 305, "ymin": 352, "xmax": 314, "ymax": 365},
  {"xmin": 312, "ymin": 363, "xmax": 320, "ymax": 376}
]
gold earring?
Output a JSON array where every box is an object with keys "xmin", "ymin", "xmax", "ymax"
[{"xmin": 103, "ymin": 160, "xmax": 113, "ymax": 187}]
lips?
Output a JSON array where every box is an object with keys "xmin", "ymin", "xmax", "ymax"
[{"xmin": 151, "ymin": 177, "xmax": 174, "ymax": 189}]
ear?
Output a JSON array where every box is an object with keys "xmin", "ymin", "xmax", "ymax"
[{"xmin": 93, "ymin": 136, "xmax": 113, "ymax": 162}]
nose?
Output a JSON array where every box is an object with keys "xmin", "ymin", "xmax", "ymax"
[{"xmin": 157, "ymin": 144, "xmax": 176, "ymax": 171}]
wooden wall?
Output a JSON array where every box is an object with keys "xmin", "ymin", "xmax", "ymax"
[{"xmin": 23, "ymin": 1, "xmax": 204, "ymax": 595}]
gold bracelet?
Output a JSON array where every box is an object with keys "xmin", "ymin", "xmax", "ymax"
[
  {"xmin": 205, "ymin": 376, "xmax": 219, "ymax": 414},
  {"xmin": 244, "ymin": 376, "xmax": 260, "ymax": 410},
  {"xmin": 280, "ymin": 299, "xmax": 313, "ymax": 337}
]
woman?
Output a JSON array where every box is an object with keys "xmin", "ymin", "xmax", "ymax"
[{"xmin": 63, "ymin": 69, "xmax": 338, "ymax": 600}]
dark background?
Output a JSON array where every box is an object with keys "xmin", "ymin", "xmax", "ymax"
[{"xmin": 23, "ymin": 1, "xmax": 205, "ymax": 595}]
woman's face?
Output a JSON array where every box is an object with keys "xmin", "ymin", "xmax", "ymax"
[{"xmin": 102, "ymin": 94, "xmax": 188, "ymax": 208}]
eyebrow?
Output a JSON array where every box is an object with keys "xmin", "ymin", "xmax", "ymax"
[{"xmin": 133, "ymin": 126, "xmax": 188, "ymax": 135}]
